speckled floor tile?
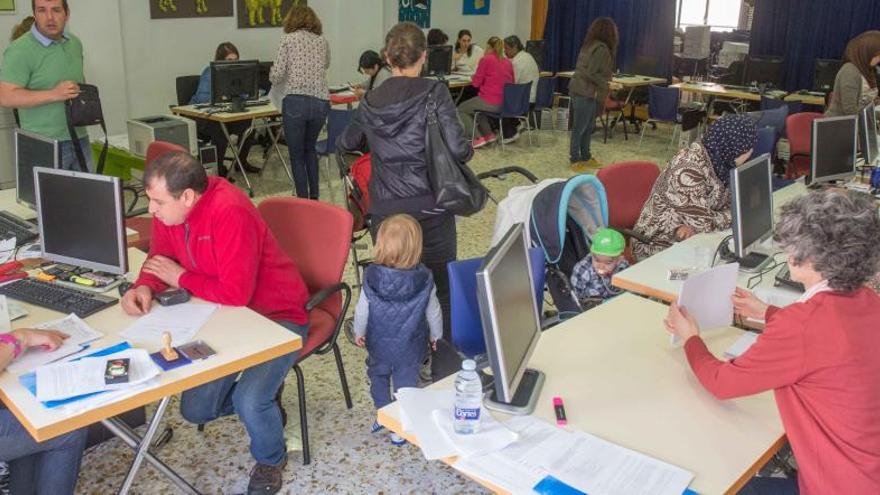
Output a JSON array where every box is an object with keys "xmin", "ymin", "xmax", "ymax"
[{"xmin": 74, "ymin": 124, "xmax": 677, "ymax": 494}]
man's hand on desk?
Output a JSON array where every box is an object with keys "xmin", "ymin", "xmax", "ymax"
[
  {"xmin": 142, "ymin": 256, "xmax": 185, "ymax": 289},
  {"xmin": 664, "ymin": 303, "xmax": 699, "ymax": 341},
  {"xmin": 121, "ymin": 286, "xmax": 154, "ymax": 316}
]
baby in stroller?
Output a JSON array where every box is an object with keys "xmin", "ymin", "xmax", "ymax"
[{"xmin": 569, "ymin": 228, "xmax": 630, "ymax": 310}]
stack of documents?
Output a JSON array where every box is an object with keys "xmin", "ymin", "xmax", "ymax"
[
  {"xmin": 35, "ymin": 348, "xmax": 160, "ymax": 402},
  {"xmin": 120, "ymin": 303, "xmax": 218, "ymax": 347},
  {"xmin": 8, "ymin": 313, "xmax": 103, "ymax": 373}
]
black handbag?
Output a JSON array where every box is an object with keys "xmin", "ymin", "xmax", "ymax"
[
  {"xmin": 425, "ymin": 86, "xmax": 487, "ymax": 217},
  {"xmin": 64, "ymin": 83, "xmax": 108, "ymax": 173}
]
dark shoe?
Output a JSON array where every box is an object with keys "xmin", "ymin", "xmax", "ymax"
[
  {"xmin": 242, "ymin": 162, "xmax": 262, "ymax": 174},
  {"xmin": 217, "ymin": 164, "xmax": 229, "ymax": 177},
  {"xmin": 247, "ymin": 458, "xmax": 287, "ymax": 495}
]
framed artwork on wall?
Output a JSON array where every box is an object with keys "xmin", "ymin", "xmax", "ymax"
[
  {"xmin": 0, "ymin": 0, "xmax": 15, "ymax": 14},
  {"xmin": 463, "ymin": 0, "xmax": 490, "ymax": 16},
  {"xmin": 149, "ymin": 0, "xmax": 233, "ymax": 19},
  {"xmin": 399, "ymin": 0, "xmax": 430, "ymax": 28},
  {"xmin": 237, "ymin": 0, "xmax": 305, "ymax": 29}
]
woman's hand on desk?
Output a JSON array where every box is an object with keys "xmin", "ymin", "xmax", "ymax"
[
  {"xmin": 674, "ymin": 225, "xmax": 697, "ymax": 241},
  {"xmin": 142, "ymin": 256, "xmax": 185, "ymax": 289},
  {"xmin": 664, "ymin": 303, "xmax": 699, "ymax": 341},
  {"xmin": 732, "ymin": 287, "xmax": 769, "ymax": 321},
  {"xmin": 12, "ymin": 329, "xmax": 69, "ymax": 352},
  {"xmin": 121, "ymin": 286, "xmax": 154, "ymax": 316}
]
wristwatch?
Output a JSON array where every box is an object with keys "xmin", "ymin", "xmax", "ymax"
[{"xmin": 0, "ymin": 333, "xmax": 22, "ymax": 359}]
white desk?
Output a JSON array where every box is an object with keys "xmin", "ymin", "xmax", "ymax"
[
  {"xmin": 0, "ymin": 248, "xmax": 302, "ymax": 493},
  {"xmin": 613, "ymin": 181, "xmax": 809, "ymax": 303},
  {"xmin": 0, "ymin": 187, "xmax": 38, "ymax": 221},
  {"xmin": 378, "ymin": 294, "xmax": 785, "ymax": 495}
]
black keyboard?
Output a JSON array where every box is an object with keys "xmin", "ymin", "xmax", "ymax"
[
  {"xmin": 0, "ymin": 211, "xmax": 38, "ymax": 247},
  {"xmin": 244, "ymin": 99, "xmax": 270, "ymax": 107},
  {"xmin": 0, "ymin": 278, "xmax": 118, "ymax": 318}
]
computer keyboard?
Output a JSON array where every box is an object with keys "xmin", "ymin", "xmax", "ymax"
[
  {"xmin": 244, "ymin": 99, "xmax": 270, "ymax": 107},
  {"xmin": 0, "ymin": 211, "xmax": 38, "ymax": 247},
  {"xmin": 0, "ymin": 278, "xmax": 118, "ymax": 318}
]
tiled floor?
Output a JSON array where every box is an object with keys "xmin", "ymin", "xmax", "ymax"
[{"xmin": 74, "ymin": 123, "xmax": 680, "ymax": 494}]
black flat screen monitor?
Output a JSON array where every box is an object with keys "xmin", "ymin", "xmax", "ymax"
[
  {"xmin": 810, "ymin": 115, "xmax": 858, "ymax": 185},
  {"xmin": 424, "ymin": 45, "xmax": 453, "ymax": 77},
  {"xmin": 858, "ymin": 104, "xmax": 878, "ymax": 166},
  {"xmin": 15, "ymin": 129, "xmax": 59, "ymax": 209},
  {"xmin": 34, "ymin": 168, "xmax": 128, "ymax": 275},
  {"xmin": 730, "ymin": 153, "xmax": 773, "ymax": 262},
  {"xmin": 744, "ymin": 55, "xmax": 784, "ymax": 88},
  {"xmin": 813, "ymin": 58, "xmax": 842, "ymax": 93},
  {"xmin": 210, "ymin": 59, "xmax": 260, "ymax": 105},
  {"xmin": 525, "ymin": 40, "xmax": 545, "ymax": 71}
]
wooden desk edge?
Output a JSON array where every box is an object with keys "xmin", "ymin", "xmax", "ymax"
[
  {"xmin": 4, "ymin": 337, "xmax": 302, "ymax": 442},
  {"xmin": 171, "ymin": 106, "xmax": 279, "ymax": 123},
  {"xmin": 611, "ymin": 275, "xmax": 676, "ymax": 303},
  {"xmin": 376, "ymin": 407, "xmax": 510, "ymax": 495}
]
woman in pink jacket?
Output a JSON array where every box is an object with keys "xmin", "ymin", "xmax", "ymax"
[{"xmin": 457, "ymin": 36, "xmax": 514, "ymax": 148}]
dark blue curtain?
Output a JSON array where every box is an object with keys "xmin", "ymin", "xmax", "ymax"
[
  {"xmin": 751, "ymin": 0, "xmax": 880, "ymax": 91},
  {"xmin": 543, "ymin": 0, "xmax": 675, "ymax": 79}
]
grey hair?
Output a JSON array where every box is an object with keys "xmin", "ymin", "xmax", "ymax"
[{"xmin": 774, "ymin": 189, "xmax": 880, "ymax": 292}]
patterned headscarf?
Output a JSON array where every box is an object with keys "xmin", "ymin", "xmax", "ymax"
[{"xmin": 701, "ymin": 114, "xmax": 758, "ymax": 188}]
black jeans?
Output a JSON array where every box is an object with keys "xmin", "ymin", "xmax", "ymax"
[
  {"xmin": 196, "ymin": 119, "xmax": 255, "ymax": 176},
  {"xmin": 282, "ymin": 94, "xmax": 330, "ymax": 199}
]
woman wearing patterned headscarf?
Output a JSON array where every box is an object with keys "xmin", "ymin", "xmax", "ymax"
[{"xmin": 631, "ymin": 114, "xmax": 757, "ymax": 260}]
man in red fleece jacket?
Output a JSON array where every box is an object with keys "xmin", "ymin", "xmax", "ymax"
[
  {"xmin": 665, "ymin": 190, "xmax": 880, "ymax": 495},
  {"xmin": 122, "ymin": 151, "xmax": 308, "ymax": 494}
]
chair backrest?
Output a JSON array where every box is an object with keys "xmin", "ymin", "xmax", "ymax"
[
  {"xmin": 754, "ymin": 126, "xmax": 777, "ymax": 158},
  {"xmin": 785, "ymin": 112, "xmax": 823, "ymax": 156},
  {"xmin": 448, "ymin": 247, "xmax": 545, "ymax": 359},
  {"xmin": 534, "ymin": 77, "xmax": 556, "ymax": 109},
  {"xmin": 501, "ymin": 82, "xmax": 533, "ymax": 117},
  {"xmin": 145, "ymin": 141, "xmax": 188, "ymax": 167},
  {"xmin": 596, "ymin": 161, "xmax": 661, "ymax": 230},
  {"xmin": 176, "ymin": 75, "xmax": 202, "ymax": 106},
  {"xmin": 325, "ymin": 108, "xmax": 354, "ymax": 155},
  {"xmin": 648, "ymin": 85, "xmax": 679, "ymax": 122},
  {"xmin": 257, "ymin": 197, "xmax": 353, "ymax": 317}
]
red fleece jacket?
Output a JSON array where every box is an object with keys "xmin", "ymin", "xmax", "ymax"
[
  {"xmin": 134, "ymin": 177, "xmax": 309, "ymax": 325},
  {"xmin": 684, "ymin": 287, "xmax": 880, "ymax": 494}
]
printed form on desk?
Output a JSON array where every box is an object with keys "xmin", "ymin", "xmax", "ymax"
[
  {"xmin": 120, "ymin": 303, "xmax": 218, "ymax": 346},
  {"xmin": 8, "ymin": 313, "xmax": 104, "ymax": 373}
]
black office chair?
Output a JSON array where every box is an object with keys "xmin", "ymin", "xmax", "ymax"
[
  {"xmin": 718, "ymin": 60, "xmax": 746, "ymax": 86},
  {"xmin": 175, "ymin": 75, "xmax": 201, "ymax": 106}
]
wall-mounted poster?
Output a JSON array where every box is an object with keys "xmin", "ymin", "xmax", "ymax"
[
  {"xmin": 462, "ymin": 0, "xmax": 489, "ymax": 16},
  {"xmin": 399, "ymin": 0, "xmax": 430, "ymax": 28},
  {"xmin": 237, "ymin": 0, "xmax": 306, "ymax": 29},
  {"xmin": 149, "ymin": 0, "xmax": 233, "ymax": 19},
  {"xmin": 0, "ymin": 0, "xmax": 15, "ymax": 14}
]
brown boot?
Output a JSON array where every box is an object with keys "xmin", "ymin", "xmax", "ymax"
[{"xmin": 247, "ymin": 457, "xmax": 287, "ymax": 495}]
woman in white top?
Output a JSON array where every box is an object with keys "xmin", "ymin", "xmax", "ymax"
[
  {"xmin": 269, "ymin": 5, "xmax": 330, "ymax": 200},
  {"xmin": 453, "ymin": 29, "xmax": 484, "ymax": 73}
]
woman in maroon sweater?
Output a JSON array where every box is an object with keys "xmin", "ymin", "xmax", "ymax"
[{"xmin": 665, "ymin": 189, "xmax": 880, "ymax": 495}]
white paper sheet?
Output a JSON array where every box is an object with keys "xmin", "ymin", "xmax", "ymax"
[
  {"xmin": 35, "ymin": 348, "xmax": 160, "ymax": 402},
  {"xmin": 0, "ymin": 296, "xmax": 10, "ymax": 334},
  {"xmin": 8, "ymin": 314, "xmax": 104, "ymax": 373},
  {"xmin": 673, "ymin": 262, "xmax": 739, "ymax": 345},
  {"xmin": 8, "ymin": 301, "xmax": 27, "ymax": 321},
  {"xmin": 394, "ymin": 388, "xmax": 458, "ymax": 460},
  {"xmin": 431, "ymin": 408, "xmax": 518, "ymax": 458},
  {"xmin": 724, "ymin": 331, "xmax": 759, "ymax": 359},
  {"xmin": 120, "ymin": 303, "xmax": 218, "ymax": 346}
]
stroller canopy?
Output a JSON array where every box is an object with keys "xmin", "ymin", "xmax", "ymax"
[{"xmin": 530, "ymin": 174, "xmax": 608, "ymax": 264}]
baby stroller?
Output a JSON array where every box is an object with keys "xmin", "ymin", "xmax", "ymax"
[
  {"xmin": 490, "ymin": 173, "xmax": 609, "ymax": 318},
  {"xmin": 335, "ymin": 148, "xmax": 373, "ymax": 288}
]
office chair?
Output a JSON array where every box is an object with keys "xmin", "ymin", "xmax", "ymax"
[
  {"xmin": 784, "ymin": 112, "xmax": 823, "ymax": 179},
  {"xmin": 531, "ymin": 76, "xmax": 556, "ymax": 141},
  {"xmin": 175, "ymin": 75, "xmax": 201, "ymax": 106},
  {"xmin": 315, "ymin": 109, "xmax": 354, "ymax": 203},
  {"xmin": 596, "ymin": 161, "xmax": 660, "ymax": 264},
  {"xmin": 257, "ymin": 197, "xmax": 353, "ymax": 466},
  {"xmin": 639, "ymin": 85, "xmax": 681, "ymax": 150},
  {"xmin": 473, "ymin": 82, "xmax": 534, "ymax": 150},
  {"xmin": 754, "ymin": 127, "xmax": 777, "ymax": 164},
  {"xmin": 448, "ymin": 247, "xmax": 546, "ymax": 363},
  {"xmin": 601, "ymin": 92, "xmax": 628, "ymax": 143}
]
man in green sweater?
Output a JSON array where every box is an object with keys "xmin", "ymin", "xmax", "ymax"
[{"xmin": 0, "ymin": 0, "xmax": 92, "ymax": 171}]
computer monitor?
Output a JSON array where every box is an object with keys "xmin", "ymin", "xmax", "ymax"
[
  {"xmin": 813, "ymin": 58, "xmax": 842, "ymax": 93},
  {"xmin": 858, "ymin": 104, "xmax": 879, "ymax": 166},
  {"xmin": 210, "ymin": 59, "xmax": 260, "ymax": 106},
  {"xmin": 14, "ymin": 129, "xmax": 59, "ymax": 209},
  {"xmin": 424, "ymin": 45, "xmax": 453, "ymax": 77},
  {"xmin": 476, "ymin": 222, "xmax": 544, "ymax": 415},
  {"xmin": 810, "ymin": 115, "xmax": 858, "ymax": 185},
  {"xmin": 525, "ymin": 40, "xmax": 545, "ymax": 71},
  {"xmin": 744, "ymin": 55, "xmax": 784, "ymax": 88},
  {"xmin": 730, "ymin": 153, "xmax": 774, "ymax": 273},
  {"xmin": 34, "ymin": 168, "xmax": 128, "ymax": 275}
]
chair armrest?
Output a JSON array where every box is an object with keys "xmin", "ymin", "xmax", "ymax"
[
  {"xmin": 307, "ymin": 282, "xmax": 353, "ymax": 356},
  {"xmin": 306, "ymin": 282, "xmax": 349, "ymax": 312}
]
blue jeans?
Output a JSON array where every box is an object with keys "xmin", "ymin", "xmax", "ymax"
[
  {"xmin": 738, "ymin": 476, "xmax": 799, "ymax": 495},
  {"xmin": 0, "ymin": 409, "xmax": 87, "ymax": 495},
  {"xmin": 179, "ymin": 320, "xmax": 308, "ymax": 466},
  {"xmin": 570, "ymin": 95, "xmax": 598, "ymax": 162},
  {"xmin": 282, "ymin": 94, "xmax": 330, "ymax": 199},
  {"xmin": 58, "ymin": 137, "xmax": 94, "ymax": 172},
  {"xmin": 367, "ymin": 357, "xmax": 420, "ymax": 410}
]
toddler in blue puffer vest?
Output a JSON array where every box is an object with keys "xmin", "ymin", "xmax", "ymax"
[{"xmin": 353, "ymin": 214, "xmax": 442, "ymax": 445}]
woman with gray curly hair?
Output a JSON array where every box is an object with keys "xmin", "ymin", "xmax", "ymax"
[{"xmin": 665, "ymin": 189, "xmax": 880, "ymax": 495}]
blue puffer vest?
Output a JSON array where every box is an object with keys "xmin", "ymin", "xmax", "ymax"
[{"xmin": 363, "ymin": 263, "xmax": 434, "ymax": 365}]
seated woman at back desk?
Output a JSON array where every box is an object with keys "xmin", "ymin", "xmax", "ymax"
[
  {"xmin": 665, "ymin": 189, "xmax": 880, "ymax": 495},
  {"xmin": 631, "ymin": 114, "xmax": 757, "ymax": 260},
  {"xmin": 190, "ymin": 42, "xmax": 260, "ymax": 177},
  {"xmin": 351, "ymin": 50, "xmax": 392, "ymax": 98},
  {"xmin": 0, "ymin": 329, "xmax": 87, "ymax": 494}
]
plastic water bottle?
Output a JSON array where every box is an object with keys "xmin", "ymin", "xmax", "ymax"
[{"xmin": 453, "ymin": 359, "xmax": 483, "ymax": 434}]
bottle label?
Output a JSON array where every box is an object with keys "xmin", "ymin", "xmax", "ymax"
[{"xmin": 454, "ymin": 406, "xmax": 481, "ymax": 421}]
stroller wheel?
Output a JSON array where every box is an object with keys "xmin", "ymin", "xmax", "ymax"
[{"xmin": 343, "ymin": 318, "xmax": 358, "ymax": 346}]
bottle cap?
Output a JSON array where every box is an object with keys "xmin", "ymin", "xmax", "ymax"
[{"xmin": 462, "ymin": 359, "xmax": 476, "ymax": 371}]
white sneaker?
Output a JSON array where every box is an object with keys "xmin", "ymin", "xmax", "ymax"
[{"xmin": 501, "ymin": 132, "xmax": 520, "ymax": 144}]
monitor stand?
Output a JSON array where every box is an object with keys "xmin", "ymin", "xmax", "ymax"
[
  {"xmin": 484, "ymin": 368, "xmax": 545, "ymax": 416},
  {"xmin": 736, "ymin": 251, "xmax": 773, "ymax": 273}
]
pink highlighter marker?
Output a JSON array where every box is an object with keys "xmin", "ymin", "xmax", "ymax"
[{"xmin": 553, "ymin": 396, "xmax": 567, "ymax": 426}]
